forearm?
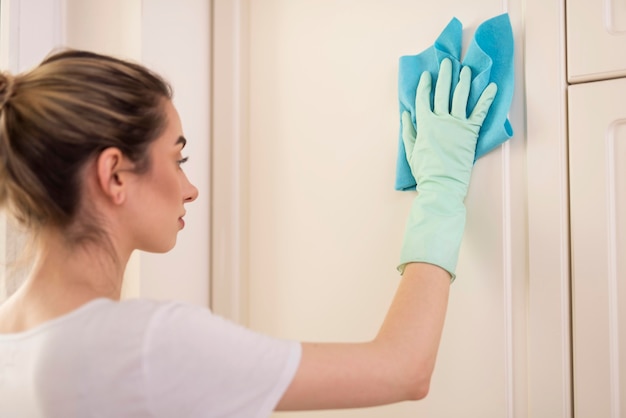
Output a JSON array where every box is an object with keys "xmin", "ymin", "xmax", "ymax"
[
  {"xmin": 373, "ymin": 262, "xmax": 450, "ymax": 396},
  {"xmin": 277, "ymin": 262, "xmax": 450, "ymax": 411}
]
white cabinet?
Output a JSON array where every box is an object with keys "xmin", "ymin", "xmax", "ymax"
[
  {"xmin": 212, "ymin": 1, "xmax": 572, "ymax": 417},
  {"xmin": 244, "ymin": 4, "xmax": 527, "ymax": 416},
  {"xmin": 566, "ymin": 1, "xmax": 626, "ymax": 417},
  {"xmin": 569, "ymin": 77, "xmax": 626, "ymax": 418},
  {"xmin": 567, "ymin": 0, "xmax": 626, "ymax": 83}
]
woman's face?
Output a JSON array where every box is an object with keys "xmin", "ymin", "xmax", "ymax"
[{"xmin": 126, "ymin": 100, "xmax": 198, "ymax": 253}]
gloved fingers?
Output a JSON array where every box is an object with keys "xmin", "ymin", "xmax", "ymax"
[
  {"xmin": 468, "ymin": 82, "xmax": 498, "ymax": 125},
  {"xmin": 451, "ymin": 66, "xmax": 471, "ymax": 119},
  {"xmin": 415, "ymin": 70, "xmax": 433, "ymax": 115},
  {"xmin": 434, "ymin": 58, "xmax": 452, "ymax": 115},
  {"xmin": 401, "ymin": 111, "xmax": 417, "ymax": 159}
]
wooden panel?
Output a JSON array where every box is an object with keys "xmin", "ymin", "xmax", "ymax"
[
  {"xmin": 567, "ymin": 0, "xmax": 626, "ymax": 83},
  {"xmin": 524, "ymin": 0, "xmax": 573, "ymax": 416},
  {"xmin": 245, "ymin": 1, "xmax": 528, "ymax": 416},
  {"xmin": 211, "ymin": 0, "xmax": 251, "ymax": 322},
  {"xmin": 569, "ymin": 77, "xmax": 626, "ymax": 418},
  {"xmin": 213, "ymin": 0, "xmax": 575, "ymax": 417}
]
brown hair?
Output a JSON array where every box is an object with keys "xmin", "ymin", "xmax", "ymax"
[{"xmin": 0, "ymin": 49, "xmax": 172, "ymax": 243}]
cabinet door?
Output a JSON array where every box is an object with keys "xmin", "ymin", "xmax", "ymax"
[
  {"xmin": 569, "ymin": 78, "xmax": 626, "ymax": 418},
  {"xmin": 244, "ymin": 1, "xmax": 529, "ymax": 417},
  {"xmin": 567, "ymin": 0, "xmax": 626, "ymax": 83}
]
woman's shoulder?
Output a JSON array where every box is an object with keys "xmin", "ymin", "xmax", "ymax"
[
  {"xmin": 0, "ymin": 297, "xmax": 209, "ymax": 343},
  {"xmin": 86, "ymin": 297, "xmax": 212, "ymax": 333}
]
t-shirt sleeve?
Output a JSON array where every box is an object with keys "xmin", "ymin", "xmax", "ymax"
[{"xmin": 142, "ymin": 302, "xmax": 302, "ymax": 418}]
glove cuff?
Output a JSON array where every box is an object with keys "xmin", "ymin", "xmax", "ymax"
[{"xmin": 398, "ymin": 191, "xmax": 466, "ymax": 281}]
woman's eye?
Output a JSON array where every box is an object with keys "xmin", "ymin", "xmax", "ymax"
[{"xmin": 177, "ymin": 156, "xmax": 189, "ymax": 166}]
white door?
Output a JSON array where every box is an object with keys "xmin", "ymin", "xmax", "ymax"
[
  {"xmin": 241, "ymin": 1, "xmax": 529, "ymax": 417},
  {"xmin": 569, "ymin": 77, "xmax": 626, "ymax": 418},
  {"xmin": 566, "ymin": 0, "xmax": 626, "ymax": 83}
]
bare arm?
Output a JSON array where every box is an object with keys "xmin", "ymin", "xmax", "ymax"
[{"xmin": 276, "ymin": 262, "xmax": 449, "ymax": 410}]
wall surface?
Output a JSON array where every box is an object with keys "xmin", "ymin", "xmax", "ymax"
[
  {"xmin": 137, "ymin": 0, "xmax": 211, "ymax": 306},
  {"xmin": 0, "ymin": 0, "xmax": 212, "ymax": 306},
  {"xmin": 232, "ymin": 1, "xmax": 533, "ymax": 416}
]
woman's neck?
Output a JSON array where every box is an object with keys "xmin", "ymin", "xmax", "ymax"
[
  {"xmin": 31, "ymin": 229, "xmax": 129, "ymax": 299},
  {"xmin": 0, "ymin": 229, "xmax": 130, "ymax": 333}
]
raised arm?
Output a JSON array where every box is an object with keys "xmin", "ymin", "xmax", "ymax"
[{"xmin": 277, "ymin": 58, "xmax": 497, "ymax": 411}]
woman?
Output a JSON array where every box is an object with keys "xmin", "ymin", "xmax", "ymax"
[{"xmin": 0, "ymin": 50, "xmax": 495, "ymax": 416}]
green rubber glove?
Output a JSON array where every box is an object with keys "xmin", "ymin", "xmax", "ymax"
[{"xmin": 399, "ymin": 58, "xmax": 497, "ymax": 280}]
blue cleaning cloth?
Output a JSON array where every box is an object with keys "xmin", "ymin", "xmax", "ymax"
[{"xmin": 396, "ymin": 13, "xmax": 514, "ymax": 191}]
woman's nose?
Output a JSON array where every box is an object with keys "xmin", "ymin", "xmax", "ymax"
[{"xmin": 183, "ymin": 175, "xmax": 199, "ymax": 203}]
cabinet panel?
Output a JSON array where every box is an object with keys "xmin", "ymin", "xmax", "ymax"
[
  {"xmin": 569, "ymin": 78, "xmax": 626, "ymax": 418},
  {"xmin": 567, "ymin": 0, "xmax": 626, "ymax": 83},
  {"xmin": 246, "ymin": 1, "xmax": 528, "ymax": 417}
]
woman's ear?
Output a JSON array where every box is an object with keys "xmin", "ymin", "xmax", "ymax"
[{"xmin": 96, "ymin": 148, "xmax": 132, "ymax": 205}]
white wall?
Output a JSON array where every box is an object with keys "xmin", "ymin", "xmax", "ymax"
[
  {"xmin": 0, "ymin": 0, "xmax": 211, "ymax": 307},
  {"xmin": 138, "ymin": 0, "xmax": 211, "ymax": 306}
]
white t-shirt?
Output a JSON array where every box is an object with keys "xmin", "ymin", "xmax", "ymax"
[{"xmin": 0, "ymin": 298, "xmax": 302, "ymax": 418}]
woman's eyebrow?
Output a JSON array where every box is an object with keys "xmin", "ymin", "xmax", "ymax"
[{"xmin": 176, "ymin": 135, "xmax": 187, "ymax": 148}]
